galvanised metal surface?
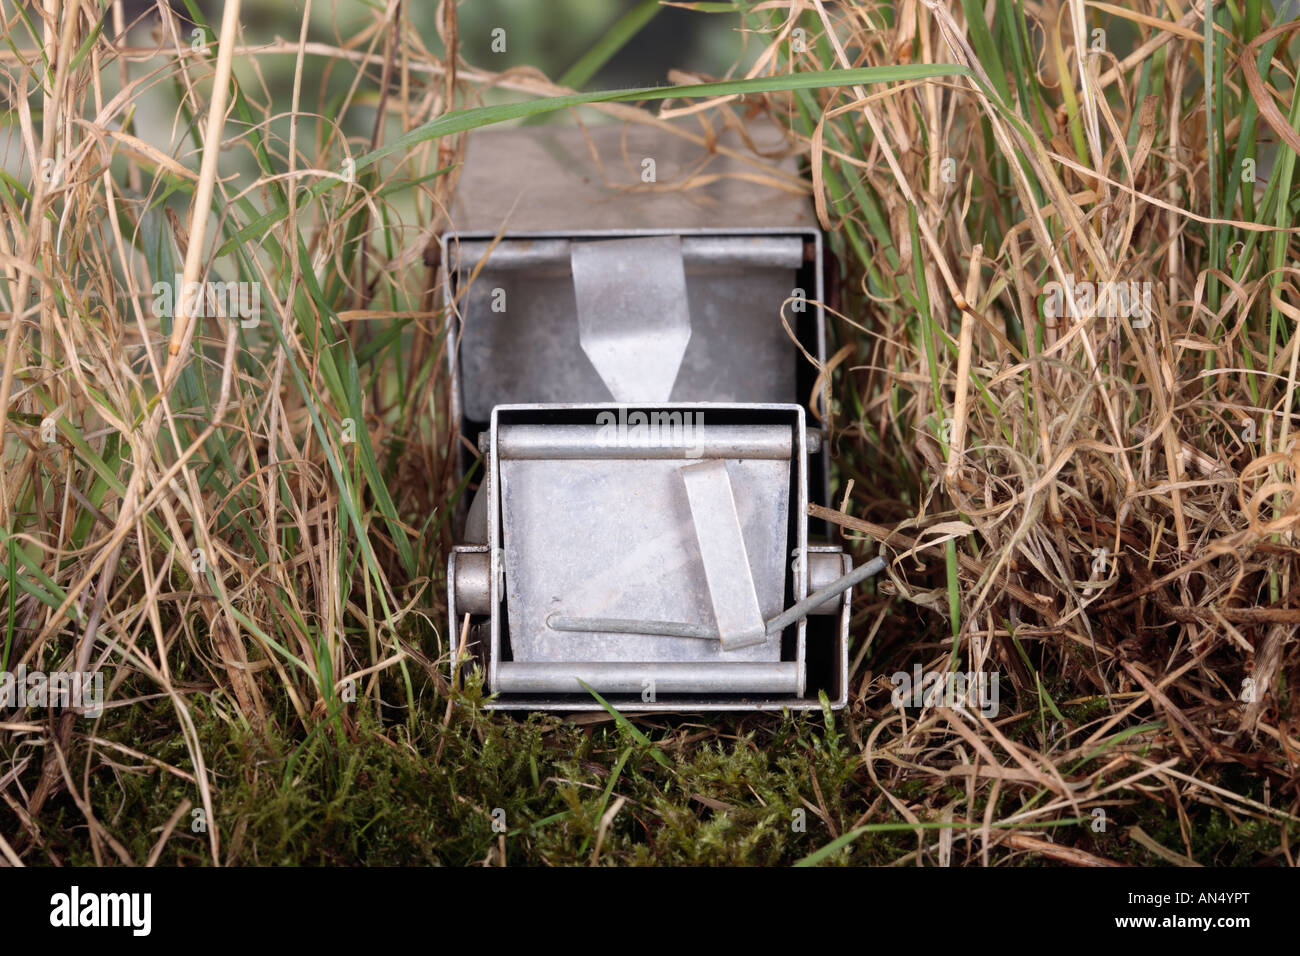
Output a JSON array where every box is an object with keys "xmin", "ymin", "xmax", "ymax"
[
  {"xmin": 499, "ymin": 450, "xmax": 789, "ymax": 665},
  {"xmin": 495, "ymin": 422, "xmax": 792, "ymax": 459},
  {"xmin": 445, "ymin": 122, "xmax": 818, "ymax": 235},
  {"xmin": 494, "ymin": 661, "xmax": 802, "ymax": 696},
  {"xmin": 445, "ymin": 403, "xmax": 851, "ymax": 710},
  {"xmin": 441, "ymin": 120, "xmax": 853, "ymax": 711},
  {"xmin": 680, "ymin": 459, "xmax": 770, "ymax": 651},
  {"xmin": 494, "ymin": 405, "xmax": 797, "ymax": 671},
  {"xmin": 440, "ymin": 120, "xmax": 827, "ymax": 453},
  {"xmin": 571, "ymin": 235, "xmax": 692, "ymax": 403},
  {"xmin": 448, "ymin": 233, "xmax": 806, "ymax": 422}
]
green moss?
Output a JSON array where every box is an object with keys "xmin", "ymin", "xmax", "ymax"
[{"xmin": 24, "ymin": 688, "xmax": 914, "ymax": 865}]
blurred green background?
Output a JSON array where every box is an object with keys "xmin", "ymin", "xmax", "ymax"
[
  {"xmin": 90, "ymin": 1, "xmax": 764, "ymax": 189},
  {"xmin": 224, "ymin": 0, "xmax": 755, "ymax": 103}
]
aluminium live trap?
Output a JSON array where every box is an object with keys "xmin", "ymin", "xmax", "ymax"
[{"xmin": 441, "ymin": 121, "xmax": 878, "ymax": 711}]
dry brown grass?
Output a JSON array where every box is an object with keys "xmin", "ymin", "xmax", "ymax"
[{"xmin": 0, "ymin": 0, "xmax": 1297, "ymax": 865}]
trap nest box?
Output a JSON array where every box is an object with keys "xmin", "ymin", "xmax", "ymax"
[{"xmin": 442, "ymin": 120, "xmax": 873, "ymax": 711}]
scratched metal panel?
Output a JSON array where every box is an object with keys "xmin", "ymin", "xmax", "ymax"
[
  {"xmin": 456, "ymin": 246, "xmax": 800, "ymax": 422},
  {"xmin": 498, "ymin": 455, "xmax": 789, "ymax": 664},
  {"xmin": 449, "ymin": 120, "xmax": 816, "ymax": 234}
]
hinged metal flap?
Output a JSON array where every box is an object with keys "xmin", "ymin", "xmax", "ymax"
[
  {"xmin": 571, "ymin": 236, "xmax": 691, "ymax": 402},
  {"xmin": 680, "ymin": 459, "xmax": 768, "ymax": 650}
]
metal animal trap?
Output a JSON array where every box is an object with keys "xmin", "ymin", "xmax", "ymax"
[{"xmin": 443, "ymin": 121, "xmax": 876, "ymax": 711}]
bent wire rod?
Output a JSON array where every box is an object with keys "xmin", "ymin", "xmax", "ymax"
[{"xmin": 547, "ymin": 556, "xmax": 887, "ymax": 641}]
